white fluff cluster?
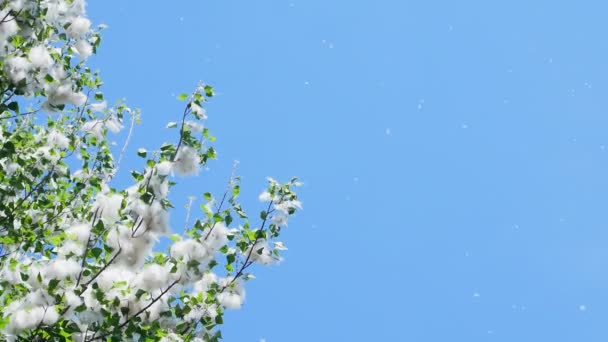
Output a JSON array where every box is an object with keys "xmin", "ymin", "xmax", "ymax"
[
  {"xmin": 217, "ymin": 278, "xmax": 246, "ymax": 309},
  {"xmin": 128, "ymin": 198, "xmax": 169, "ymax": 235},
  {"xmin": 156, "ymin": 161, "xmax": 174, "ymax": 176},
  {"xmin": 92, "ymin": 191, "xmax": 123, "ymax": 222},
  {"xmin": 258, "ymin": 191, "xmax": 273, "ymax": 202},
  {"xmin": 82, "ymin": 120, "xmax": 104, "ymax": 139},
  {"xmin": 2, "ymin": 257, "xmax": 82, "ymax": 334},
  {"xmin": 204, "ymin": 222, "xmax": 231, "ymax": 251},
  {"xmin": 64, "ymin": 290, "xmax": 83, "ymax": 310},
  {"xmin": 190, "ymin": 102, "xmax": 207, "ymax": 119},
  {"xmin": 274, "ymin": 199, "xmax": 302, "ymax": 214},
  {"xmin": 57, "ymin": 239, "xmax": 85, "ymax": 257},
  {"xmin": 47, "ymin": 84, "xmax": 88, "ymax": 109},
  {"xmin": 1, "ymin": 161, "xmax": 20, "ymax": 176},
  {"xmin": 272, "ymin": 198, "xmax": 302, "ymax": 227},
  {"xmin": 144, "ymin": 168, "xmax": 170, "ymax": 198},
  {"xmin": 247, "ymin": 239, "xmax": 275, "ymax": 265},
  {"xmin": 169, "ymin": 224, "xmax": 230, "ymax": 282},
  {"xmin": 106, "ymin": 224, "xmax": 157, "ymax": 267},
  {"xmin": 185, "ymin": 121, "xmax": 204, "ymax": 133},
  {"xmin": 105, "ymin": 115, "xmax": 123, "ymax": 133},
  {"xmin": 46, "ymin": 129, "xmax": 70, "ymax": 149},
  {"xmin": 88, "ymin": 101, "xmax": 107, "ymax": 112},
  {"xmin": 66, "ymin": 17, "xmax": 91, "ymax": 38},
  {"xmin": 0, "ymin": 9, "xmax": 18, "ymax": 55},
  {"xmin": 4, "ymin": 57, "xmax": 30, "ymax": 84},
  {"xmin": 193, "ymin": 272, "xmax": 218, "ymax": 294},
  {"xmin": 82, "ymin": 117, "xmax": 123, "ymax": 138},
  {"xmin": 170, "ymin": 239, "xmax": 207, "ymax": 262},
  {"xmin": 43, "ymin": 258, "xmax": 81, "ymax": 281},
  {"xmin": 135, "ymin": 263, "xmax": 176, "ymax": 291},
  {"xmin": 28, "ymin": 45, "xmax": 54, "ymax": 69},
  {"xmin": 173, "ymin": 146, "xmax": 201, "ymax": 176},
  {"xmin": 35, "ymin": 145, "xmax": 60, "ymax": 163},
  {"xmin": 44, "ymin": 0, "xmax": 87, "ymax": 24},
  {"xmin": 74, "ymin": 39, "xmax": 93, "ymax": 60},
  {"xmin": 66, "ymin": 223, "xmax": 91, "ymax": 243},
  {"xmin": 6, "ymin": 305, "xmax": 59, "ymax": 335}
]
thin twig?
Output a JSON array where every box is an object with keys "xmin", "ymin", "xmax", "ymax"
[
  {"xmin": 81, "ymin": 247, "xmax": 122, "ymax": 289},
  {"xmin": 109, "ymin": 110, "xmax": 136, "ymax": 180},
  {"xmin": 223, "ymin": 200, "xmax": 273, "ymax": 290},
  {"xmin": 0, "ymin": 109, "xmax": 40, "ymax": 121},
  {"xmin": 172, "ymin": 102, "xmax": 191, "ymax": 162},
  {"xmin": 76, "ymin": 208, "xmax": 100, "ymax": 286},
  {"xmin": 184, "ymin": 196, "xmax": 196, "ymax": 231}
]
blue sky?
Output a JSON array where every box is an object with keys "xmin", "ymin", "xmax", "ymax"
[{"xmin": 88, "ymin": 1, "xmax": 608, "ymax": 341}]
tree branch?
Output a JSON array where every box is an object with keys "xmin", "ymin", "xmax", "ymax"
[
  {"xmin": 86, "ymin": 279, "xmax": 180, "ymax": 342},
  {"xmin": 223, "ymin": 200, "xmax": 273, "ymax": 290}
]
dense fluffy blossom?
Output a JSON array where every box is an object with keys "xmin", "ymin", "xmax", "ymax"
[
  {"xmin": 45, "ymin": 83, "xmax": 88, "ymax": 108},
  {"xmin": 258, "ymin": 191, "xmax": 273, "ymax": 202},
  {"xmin": 0, "ymin": 10, "xmax": 18, "ymax": 37},
  {"xmin": 4, "ymin": 57, "xmax": 30, "ymax": 84},
  {"xmin": 66, "ymin": 17, "xmax": 91, "ymax": 38},
  {"xmin": 185, "ymin": 121, "xmax": 204, "ymax": 133},
  {"xmin": 274, "ymin": 199, "xmax": 303, "ymax": 214},
  {"xmin": 6, "ymin": 306, "xmax": 58, "ymax": 334},
  {"xmin": 0, "ymin": 10, "xmax": 18, "ymax": 55},
  {"xmin": 46, "ymin": 129, "xmax": 70, "ymax": 149},
  {"xmin": 203, "ymin": 222, "xmax": 230, "ymax": 251},
  {"xmin": 106, "ymin": 225, "xmax": 157, "ymax": 267},
  {"xmin": 190, "ymin": 102, "xmax": 207, "ymax": 119},
  {"xmin": 247, "ymin": 239, "xmax": 275, "ymax": 265},
  {"xmin": 193, "ymin": 272, "xmax": 218, "ymax": 294},
  {"xmin": 174, "ymin": 146, "xmax": 200, "ymax": 176},
  {"xmin": 217, "ymin": 278, "xmax": 246, "ymax": 309},
  {"xmin": 92, "ymin": 192, "xmax": 123, "ymax": 222},
  {"xmin": 156, "ymin": 161, "xmax": 174, "ymax": 176},
  {"xmin": 82, "ymin": 120, "xmax": 104, "ymax": 138},
  {"xmin": 57, "ymin": 240, "xmax": 85, "ymax": 257},
  {"xmin": 105, "ymin": 116, "xmax": 123, "ymax": 133},
  {"xmin": 28, "ymin": 45, "xmax": 54, "ymax": 69},
  {"xmin": 136, "ymin": 263, "xmax": 175, "ymax": 290},
  {"xmin": 43, "ymin": 258, "xmax": 81, "ymax": 281},
  {"xmin": 88, "ymin": 101, "xmax": 107, "ymax": 112},
  {"xmin": 66, "ymin": 223, "xmax": 91, "ymax": 243},
  {"xmin": 75, "ymin": 39, "xmax": 93, "ymax": 60},
  {"xmin": 170, "ymin": 239, "xmax": 207, "ymax": 262}
]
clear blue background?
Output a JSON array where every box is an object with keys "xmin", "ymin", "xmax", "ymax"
[{"xmin": 87, "ymin": 1, "xmax": 608, "ymax": 341}]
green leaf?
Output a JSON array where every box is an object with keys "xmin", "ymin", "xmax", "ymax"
[
  {"xmin": 204, "ymin": 85, "xmax": 214, "ymax": 97},
  {"xmin": 135, "ymin": 289, "xmax": 147, "ymax": 299},
  {"xmin": 48, "ymin": 279, "xmax": 60, "ymax": 292},
  {"xmin": 91, "ymin": 247, "xmax": 103, "ymax": 258},
  {"xmin": 7, "ymin": 102, "xmax": 18, "ymax": 112},
  {"xmin": 177, "ymin": 93, "xmax": 188, "ymax": 101},
  {"xmin": 137, "ymin": 148, "xmax": 147, "ymax": 158}
]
